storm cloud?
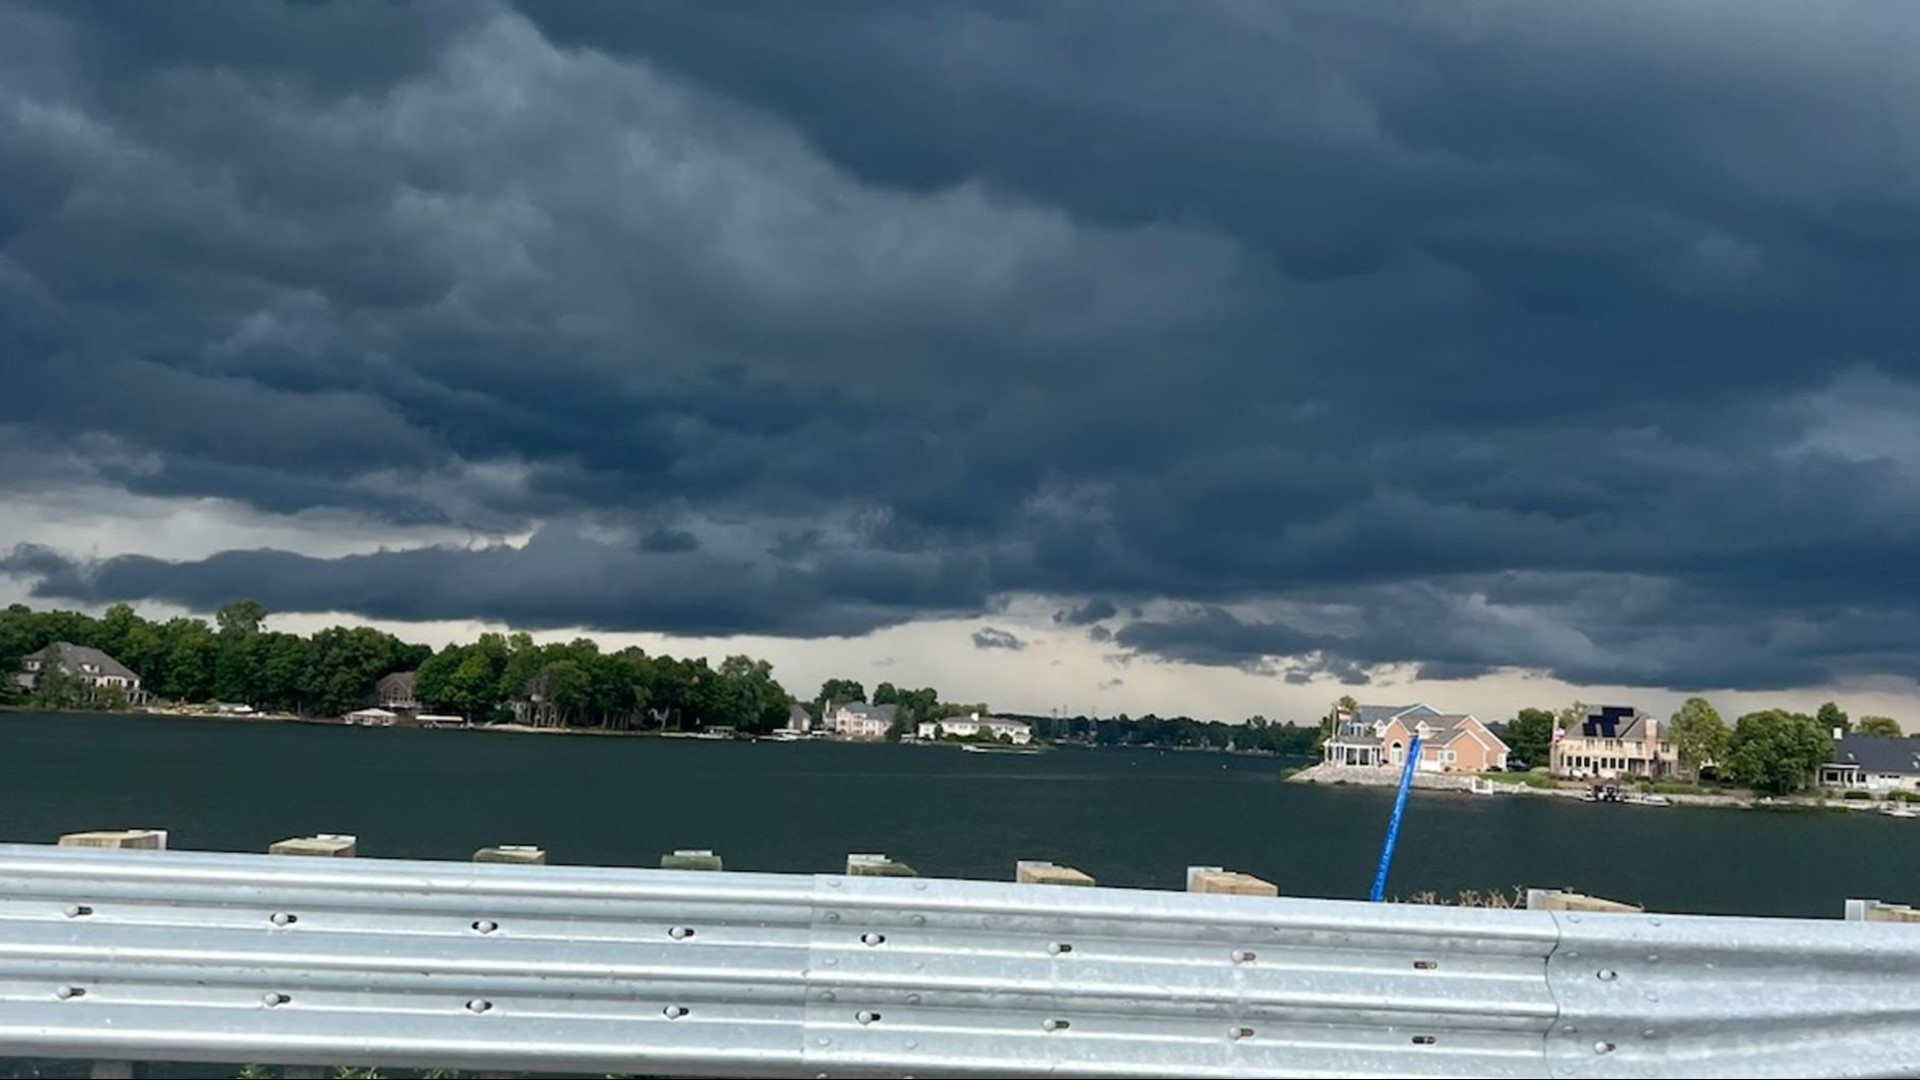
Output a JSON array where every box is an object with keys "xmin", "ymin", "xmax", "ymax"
[{"xmin": 4, "ymin": 0, "xmax": 1920, "ymax": 692}]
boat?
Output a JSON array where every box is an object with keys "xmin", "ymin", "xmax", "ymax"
[
  {"xmin": 1635, "ymin": 794, "xmax": 1673, "ymax": 807},
  {"xmin": 1881, "ymin": 804, "xmax": 1918, "ymax": 819},
  {"xmin": 962, "ymin": 744, "xmax": 1042, "ymax": 756}
]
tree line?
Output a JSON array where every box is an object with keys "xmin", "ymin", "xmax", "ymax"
[
  {"xmin": 0, "ymin": 600, "xmax": 429, "ymax": 718},
  {"xmin": 0, "ymin": 601, "xmax": 993, "ymax": 737}
]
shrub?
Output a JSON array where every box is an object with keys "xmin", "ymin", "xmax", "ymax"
[{"xmin": 1843, "ymin": 790, "xmax": 1873, "ymax": 801}]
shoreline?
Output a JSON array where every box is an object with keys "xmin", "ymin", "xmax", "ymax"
[{"xmin": 1283, "ymin": 761, "xmax": 1893, "ymax": 813}]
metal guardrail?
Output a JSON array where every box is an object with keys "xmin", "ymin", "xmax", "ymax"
[{"xmin": 0, "ymin": 844, "xmax": 1917, "ymax": 1078}]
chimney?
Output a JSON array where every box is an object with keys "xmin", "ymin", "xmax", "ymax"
[{"xmin": 1834, "ymin": 726, "xmax": 1845, "ymax": 741}]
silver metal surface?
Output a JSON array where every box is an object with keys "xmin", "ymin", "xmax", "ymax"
[{"xmin": 0, "ymin": 843, "xmax": 1916, "ymax": 1078}]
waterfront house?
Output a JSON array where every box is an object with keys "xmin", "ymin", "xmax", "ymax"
[
  {"xmin": 1552, "ymin": 706, "xmax": 1666, "ymax": 779},
  {"xmin": 1322, "ymin": 703, "xmax": 1442, "ymax": 766},
  {"xmin": 915, "ymin": 713, "xmax": 1034, "ymax": 745},
  {"xmin": 784, "ymin": 703, "xmax": 814, "ymax": 733},
  {"xmin": 374, "ymin": 671, "xmax": 419, "ymax": 712},
  {"xmin": 1550, "ymin": 706, "xmax": 1677, "ymax": 780},
  {"xmin": 1820, "ymin": 733, "xmax": 1920, "ymax": 794},
  {"xmin": 1378, "ymin": 713, "xmax": 1509, "ymax": 773},
  {"xmin": 15, "ymin": 642, "xmax": 148, "ymax": 705},
  {"xmin": 824, "ymin": 701, "xmax": 899, "ymax": 740}
]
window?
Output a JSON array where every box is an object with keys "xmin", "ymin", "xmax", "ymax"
[{"xmin": 1440, "ymin": 750, "xmax": 1456, "ymax": 764}]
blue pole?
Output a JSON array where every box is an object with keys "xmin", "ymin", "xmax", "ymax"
[{"xmin": 1369, "ymin": 733, "xmax": 1422, "ymax": 902}]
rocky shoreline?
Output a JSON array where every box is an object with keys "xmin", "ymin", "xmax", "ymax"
[{"xmin": 1288, "ymin": 762, "xmax": 1756, "ymax": 809}]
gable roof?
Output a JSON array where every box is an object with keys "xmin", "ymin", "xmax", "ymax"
[
  {"xmin": 1574, "ymin": 706, "xmax": 1654, "ymax": 741},
  {"xmin": 1829, "ymin": 735, "xmax": 1920, "ymax": 776},
  {"xmin": 376, "ymin": 670, "xmax": 417, "ymax": 694},
  {"xmin": 1353, "ymin": 703, "xmax": 1440, "ymax": 726},
  {"xmin": 26, "ymin": 642, "xmax": 138, "ymax": 681},
  {"xmin": 835, "ymin": 701, "xmax": 899, "ymax": 722},
  {"xmin": 1388, "ymin": 713, "xmax": 1510, "ymax": 752}
]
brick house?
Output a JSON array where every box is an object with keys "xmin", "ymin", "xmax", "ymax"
[{"xmin": 1324, "ymin": 703, "xmax": 1509, "ymax": 773}]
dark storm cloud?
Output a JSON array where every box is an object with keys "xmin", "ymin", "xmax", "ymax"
[
  {"xmin": 1054, "ymin": 598, "xmax": 1116, "ymax": 626},
  {"xmin": 3, "ymin": 0, "xmax": 1920, "ymax": 689},
  {"xmin": 970, "ymin": 627, "xmax": 1026, "ymax": 652},
  {"xmin": 639, "ymin": 527, "xmax": 700, "ymax": 554}
]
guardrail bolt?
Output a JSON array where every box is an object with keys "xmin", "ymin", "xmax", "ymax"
[
  {"xmin": 1596, "ymin": 969, "xmax": 1618, "ymax": 981},
  {"xmin": 861, "ymin": 932, "xmax": 887, "ymax": 946},
  {"xmin": 269, "ymin": 912, "xmax": 297, "ymax": 927},
  {"xmin": 1048, "ymin": 942, "xmax": 1073, "ymax": 956},
  {"xmin": 467, "ymin": 999, "xmax": 492, "ymax": 1014},
  {"xmin": 471, "ymin": 919, "xmax": 498, "ymax": 934},
  {"xmin": 1230, "ymin": 1026, "xmax": 1255, "ymax": 1040},
  {"xmin": 1231, "ymin": 949, "xmax": 1256, "ymax": 964},
  {"xmin": 64, "ymin": 904, "xmax": 93, "ymax": 918},
  {"xmin": 668, "ymin": 925, "xmax": 695, "ymax": 940},
  {"xmin": 857, "ymin": 1010, "xmax": 881, "ymax": 1025},
  {"xmin": 55, "ymin": 985, "xmax": 83, "ymax": 1000},
  {"xmin": 663, "ymin": 1004, "xmax": 689, "ymax": 1019},
  {"xmin": 263, "ymin": 992, "xmax": 290, "ymax": 1006},
  {"xmin": 1044, "ymin": 1018, "xmax": 1071, "ymax": 1032},
  {"xmin": 1594, "ymin": 1041, "xmax": 1616, "ymax": 1055}
]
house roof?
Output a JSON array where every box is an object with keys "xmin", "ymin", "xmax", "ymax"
[
  {"xmin": 376, "ymin": 670, "xmax": 417, "ymax": 694},
  {"xmin": 1575, "ymin": 706, "xmax": 1654, "ymax": 741},
  {"xmin": 1392, "ymin": 713, "xmax": 1510, "ymax": 752},
  {"xmin": 1353, "ymin": 703, "xmax": 1440, "ymax": 726},
  {"xmin": 1829, "ymin": 735, "xmax": 1920, "ymax": 776},
  {"xmin": 788, "ymin": 703, "xmax": 811, "ymax": 720},
  {"xmin": 26, "ymin": 642, "xmax": 138, "ymax": 681},
  {"xmin": 836, "ymin": 701, "xmax": 899, "ymax": 722}
]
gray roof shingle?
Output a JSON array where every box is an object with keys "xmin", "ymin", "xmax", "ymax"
[
  {"xmin": 1829, "ymin": 735, "xmax": 1920, "ymax": 776},
  {"xmin": 26, "ymin": 642, "xmax": 138, "ymax": 681}
]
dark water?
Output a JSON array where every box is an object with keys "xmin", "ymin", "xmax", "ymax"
[{"xmin": 3, "ymin": 710, "xmax": 1914, "ymax": 918}]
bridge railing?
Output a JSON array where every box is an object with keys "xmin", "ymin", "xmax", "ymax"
[{"xmin": 1, "ymin": 843, "xmax": 1916, "ymax": 1078}]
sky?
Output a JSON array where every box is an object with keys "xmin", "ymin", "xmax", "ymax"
[{"xmin": 4, "ymin": 0, "xmax": 1920, "ymax": 726}]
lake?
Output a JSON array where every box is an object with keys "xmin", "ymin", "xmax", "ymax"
[{"xmin": 3, "ymin": 710, "xmax": 1914, "ymax": 918}]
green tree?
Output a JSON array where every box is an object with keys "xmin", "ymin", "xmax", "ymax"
[
  {"xmin": 216, "ymin": 599, "xmax": 268, "ymax": 637},
  {"xmin": 1724, "ymin": 710, "xmax": 1830, "ymax": 795},
  {"xmin": 31, "ymin": 659, "xmax": 82, "ymax": 709},
  {"xmin": 818, "ymin": 678, "xmax": 865, "ymax": 705},
  {"xmin": 1668, "ymin": 697, "xmax": 1730, "ymax": 776},
  {"xmin": 872, "ymin": 681, "xmax": 900, "ymax": 706},
  {"xmin": 1816, "ymin": 701, "xmax": 1849, "ymax": 735},
  {"xmin": 1857, "ymin": 715, "xmax": 1903, "ymax": 738},
  {"xmin": 1556, "ymin": 700, "xmax": 1591, "ymax": 731},
  {"xmin": 1503, "ymin": 708, "xmax": 1555, "ymax": 770}
]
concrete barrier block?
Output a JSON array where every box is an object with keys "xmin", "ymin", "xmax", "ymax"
[
  {"xmin": 269, "ymin": 833, "xmax": 357, "ymax": 858},
  {"xmin": 846, "ymin": 853, "xmax": 917, "ymax": 877},
  {"xmin": 1016, "ymin": 860, "xmax": 1096, "ymax": 887},
  {"xmin": 660, "ymin": 848, "xmax": 724, "ymax": 871},
  {"xmin": 1526, "ymin": 887, "xmax": 1641, "ymax": 913},
  {"xmin": 1186, "ymin": 866, "xmax": 1278, "ymax": 897},
  {"xmin": 58, "ymin": 829, "xmax": 167, "ymax": 850},
  {"xmin": 474, "ymin": 845, "xmax": 547, "ymax": 865}
]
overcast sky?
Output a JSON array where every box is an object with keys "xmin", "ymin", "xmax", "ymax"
[{"xmin": 4, "ymin": 0, "xmax": 1920, "ymax": 725}]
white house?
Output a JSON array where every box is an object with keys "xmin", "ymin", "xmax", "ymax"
[
  {"xmin": 1820, "ymin": 733, "xmax": 1920, "ymax": 794},
  {"xmin": 344, "ymin": 707, "xmax": 398, "ymax": 726},
  {"xmin": 916, "ymin": 712, "xmax": 1033, "ymax": 745},
  {"xmin": 16, "ymin": 642, "xmax": 148, "ymax": 705},
  {"xmin": 825, "ymin": 701, "xmax": 899, "ymax": 740}
]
